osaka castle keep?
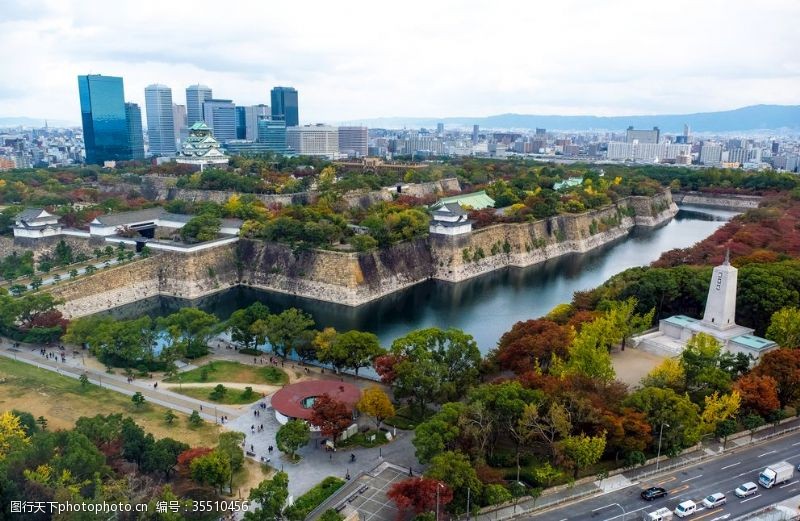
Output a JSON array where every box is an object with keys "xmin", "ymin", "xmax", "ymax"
[{"xmin": 635, "ymin": 250, "xmax": 777, "ymax": 360}]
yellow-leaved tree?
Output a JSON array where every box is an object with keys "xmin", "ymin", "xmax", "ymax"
[
  {"xmin": 357, "ymin": 385, "xmax": 396, "ymax": 429},
  {"xmin": 699, "ymin": 391, "xmax": 741, "ymax": 436},
  {"xmin": 0, "ymin": 411, "xmax": 30, "ymax": 461}
]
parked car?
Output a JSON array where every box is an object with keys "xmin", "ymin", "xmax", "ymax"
[
  {"xmin": 735, "ymin": 482, "xmax": 758, "ymax": 498},
  {"xmin": 641, "ymin": 487, "xmax": 668, "ymax": 501},
  {"xmin": 674, "ymin": 500, "xmax": 696, "ymax": 518},
  {"xmin": 702, "ymin": 493, "xmax": 726, "ymax": 509}
]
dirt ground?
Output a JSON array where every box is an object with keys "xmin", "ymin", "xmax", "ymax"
[{"xmin": 611, "ymin": 347, "xmax": 666, "ymax": 387}]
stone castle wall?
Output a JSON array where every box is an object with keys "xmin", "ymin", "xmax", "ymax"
[{"xmin": 673, "ymin": 191, "xmax": 761, "ymax": 210}]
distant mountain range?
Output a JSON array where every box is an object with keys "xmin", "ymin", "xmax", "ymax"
[
  {"xmin": 340, "ymin": 105, "xmax": 800, "ymax": 133},
  {"xmin": 0, "ymin": 116, "xmax": 78, "ymax": 128}
]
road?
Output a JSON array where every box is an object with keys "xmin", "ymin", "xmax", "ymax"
[{"xmin": 524, "ymin": 432, "xmax": 800, "ymax": 520}]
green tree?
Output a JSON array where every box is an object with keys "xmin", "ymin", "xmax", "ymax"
[
  {"xmin": 131, "ymin": 392, "xmax": 146, "ymax": 409},
  {"xmin": 412, "ymin": 402, "xmax": 465, "ymax": 463},
  {"xmin": 227, "ymin": 302, "xmax": 271, "ymax": 350},
  {"xmin": 625, "ymin": 387, "xmax": 701, "ymax": 453},
  {"xmin": 180, "ymin": 214, "xmax": 222, "ymax": 243},
  {"xmin": 142, "ymin": 437, "xmax": 190, "ymax": 479},
  {"xmin": 209, "ymin": 384, "xmax": 228, "ymax": 401},
  {"xmin": 190, "ymin": 450, "xmax": 232, "ymax": 494},
  {"xmin": 558, "ymin": 433, "xmax": 607, "ymax": 478},
  {"xmin": 79, "ymin": 373, "xmax": 89, "ymax": 389},
  {"xmin": 257, "ymin": 308, "xmax": 314, "ymax": 359},
  {"xmin": 425, "ymin": 451, "xmax": 482, "ymax": 514},
  {"xmin": 164, "ymin": 409, "xmax": 177, "ymax": 425},
  {"xmin": 276, "ymin": 419, "xmax": 311, "ymax": 461},
  {"xmin": 319, "ymin": 330, "xmax": 384, "ymax": 377},
  {"xmin": 318, "ymin": 510, "xmax": 344, "ymax": 521},
  {"xmin": 188, "ymin": 410, "xmax": 203, "ymax": 427},
  {"xmin": 217, "ymin": 431, "xmax": 246, "ymax": 491},
  {"xmin": 158, "ymin": 308, "xmax": 218, "ymax": 359},
  {"xmin": 245, "ymin": 471, "xmax": 289, "ymax": 521},
  {"xmin": 29, "ymin": 276, "xmax": 43, "ymax": 290},
  {"xmin": 766, "ymin": 307, "xmax": 800, "ymax": 348}
]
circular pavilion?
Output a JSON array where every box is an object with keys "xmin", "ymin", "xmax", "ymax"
[{"xmin": 271, "ymin": 380, "xmax": 361, "ymax": 425}]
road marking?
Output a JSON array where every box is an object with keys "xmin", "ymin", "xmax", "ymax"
[
  {"xmin": 720, "ymin": 462, "xmax": 740, "ymax": 470},
  {"xmin": 682, "ymin": 475, "xmax": 703, "ymax": 482},
  {"xmin": 780, "ymin": 480, "xmax": 799, "ymax": 488},
  {"xmin": 670, "ymin": 484, "xmax": 690, "ymax": 495},
  {"xmin": 692, "ymin": 509, "xmax": 726, "ymax": 521},
  {"xmin": 758, "ymin": 450, "xmax": 777, "ymax": 457},
  {"xmin": 656, "ymin": 476, "xmax": 677, "ymax": 485},
  {"xmin": 740, "ymin": 494, "xmax": 761, "ymax": 503},
  {"xmin": 792, "ymin": 441, "xmax": 800, "ymax": 446}
]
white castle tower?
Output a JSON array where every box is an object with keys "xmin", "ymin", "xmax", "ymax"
[{"xmin": 702, "ymin": 249, "xmax": 738, "ymax": 329}]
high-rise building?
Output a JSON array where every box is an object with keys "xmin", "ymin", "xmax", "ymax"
[
  {"xmin": 626, "ymin": 126, "xmax": 660, "ymax": 144},
  {"xmin": 173, "ymin": 104, "xmax": 187, "ymax": 142},
  {"xmin": 535, "ymin": 128, "xmax": 547, "ymax": 137},
  {"xmin": 436, "ymin": 123, "xmax": 444, "ymax": 136},
  {"xmin": 271, "ymin": 87, "xmax": 299, "ymax": 127},
  {"xmin": 125, "ymin": 102, "xmax": 145, "ymax": 161},
  {"xmin": 338, "ymin": 126, "xmax": 368, "ymax": 157},
  {"xmin": 772, "ymin": 141, "xmax": 780, "ymax": 154},
  {"xmin": 683, "ymin": 124, "xmax": 690, "ymax": 139},
  {"xmin": 286, "ymin": 125, "xmax": 338, "ymax": 156},
  {"xmin": 236, "ymin": 105, "xmax": 270, "ymax": 140},
  {"xmin": 257, "ymin": 119, "xmax": 288, "ymax": 153},
  {"xmin": 144, "ymin": 84, "xmax": 176, "ymax": 156},
  {"xmin": 78, "ymin": 74, "xmax": 130, "ymax": 164},
  {"xmin": 202, "ymin": 99, "xmax": 236, "ymax": 143},
  {"xmin": 472, "ymin": 124, "xmax": 479, "ymax": 144},
  {"xmin": 699, "ymin": 142, "xmax": 723, "ymax": 165},
  {"xmin": 185, "ymin": 84, "xmax": 212, "ymax": 126}
]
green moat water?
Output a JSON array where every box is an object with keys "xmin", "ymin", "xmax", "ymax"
[{"xmin": 111, "ymin": 205, "xmax": 736, "ymax": 353}]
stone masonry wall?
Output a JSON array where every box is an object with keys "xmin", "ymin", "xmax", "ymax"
[{"xmin": 673, "ymin": 191, "xmax": 762, "ymax": 210}]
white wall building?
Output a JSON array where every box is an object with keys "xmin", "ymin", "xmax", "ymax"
[
  {"xmin": 13, "ymin": 208, "xmax": 62, "ymax": 239},
  {"xmin": 286, "ymin": 125, "xmax": 340, "ymax": 157},
  {"xmin": 429, "ymin": 203, "xmax": 472, "ymax": 236}
]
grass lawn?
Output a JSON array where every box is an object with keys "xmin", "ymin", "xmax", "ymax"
[
  {"xmin": 383, "ymin": 404, "xmax": 434, "ymax": 430},
  {"xmin": 0, "ymin": 357, "xmax": 221, "ymax": 447},
  {"xmin": 172, "ymin": 385, "xmax": 262, "ymax": 405},
  {"xmin": 337, "ymin": 430, "xmax": 391, "ymax": 449},
  {"xmin": 165, "ymin": 361, "xmax": 287, "ymax": 385}
]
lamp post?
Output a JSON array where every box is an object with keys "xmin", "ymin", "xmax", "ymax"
[
  {"xmin": 656, "ymin": 422, "xmax": 670, "ymax": 472},
  {"xmin": 435, "ymin": 482, "xmax": 444, "ymax": 521}
]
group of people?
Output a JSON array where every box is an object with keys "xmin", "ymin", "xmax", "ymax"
[
  {"xmin": 40, "ymin": 348, "xmax": 66, "ymax": 363},
  {"xmin": 250, "ymin": 424, "xmax": 264, "ymax": 433}
]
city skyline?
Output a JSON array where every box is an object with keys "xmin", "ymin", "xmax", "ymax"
[{"xmin": 1, "ymin": 0, "xmax": 798, "ymax": 125}]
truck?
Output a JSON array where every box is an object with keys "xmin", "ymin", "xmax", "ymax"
[
  {"xmin": 643, "ymin": 507, "xmax": 673, "ymax": 521},
  {"xmin": 758, "ymin": 461, "xmax": 794, "ymax": 488}
]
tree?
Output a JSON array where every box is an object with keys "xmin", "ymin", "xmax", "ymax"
[
  {"xmin": 766, "ymin": 307, "xmax": 800, "ymax": 348},
  {"xmin": 517, "ymin": 402, "xmax": 572, "ymax": 458},
  {"xmin": 29, "ymin": 276, "xmax": 43, "ymax": 290},
  {"xmin": 556, "ymin": 315, "xmax": 616, "ymax": 382},
  {"xmin": 245, "ymin": 471, "xmax": 289, "ymax": 521},
  {"xmin": 158, "ymin": 308, "xmax": 218, "ymax": 359},
  {"xmin": 356, "ymin": 385, "xmax": 395, "ymax": 429},
  {"xmin": 482, "ymin": 484, "xmax": 512, "ymax": 506},
  {"xmin": 190, "ymin": 450, "xmax": 232, "ymax": 494},
  {"xmin": 388, "ymin": 477, "xmax": 453, "ymax": 517},
  {"xmin": 319, "ymin": 330, "xmax": 384, "ymax": 377},
  {"xmin": 217, "ymin": 431, "xmax": 246, "ymax": 473},
  {"xmin": 734, "ymin": 374, "xmax": 780, "ymax": 416},
  {"xmin": 640, "ymin": 358, "xmax": 685, "ymax": 391},
  {"xmin": 79, "ymin": 373, "xmax": 90, "ymax": 389},
  {"xmin": 276, "ymin": 420, "xmax": 310, "ymax": 460},
  {"xmin": 258, "ymin": 308, "xmax": 314, "ymax": 359},
  {"xmin": 164, "ymin": 409, "xmax": 177, "ymax": 425},
  {"xmin": 743, "ymin": 414, "xmax": 766, "ymax": 436},
  {"xmin": 131, "ymin": 392, "xmax": 146, "ymax": 409},
  {"xmin": 413, "ymin": 403, "xmax": 465, "ymax": 464},
  {"xmin": 318, "ymin": 510, "xmax": 344, "ymax": 521},
  {"xmin": 209, "ymin": 384, "xmax": 228, "ymax": 401},
  {"xmin": 715, "ymin": 419, "xmax": 738, "ymax": 448},
  {"xmin": 142, "ymin": 438, "xmax": 189, "ymax": 479},
  {"xmin": 558, "ymin": 433, "xmax": 607, "ymax": 478},
  {"xmin": 493, "ymin": 318, "xmax": 574, "ymax": 374},
  {"xmin": 228, "ymin": 302, "xmax": 271, "ymax": 350},
  {"xmin": 188, "ymin": 410, "xmax": 203, "ymax": 427},
  {"xmin": 177, "ymin": 446, "xmax": 213, "ymax": 470},
  {"xmin": 753, "ymin": 348, "xmax": 800, "ymax": 405},
  {"xmin": 625, "ymin": 386, "xmax": 701, "ymax": 453},
  {"xmin": 0, "ymin": 411, "xmax": 30, "ymax": 461},
  {"xmin": 425, "ymin": 451, "xmax": 482, "ymax": 513},
  {"xmin": 699, "ymin": 391, "xmax": 741, "ymax": 436},
  {"xmin": 180, "ymin": 214, "xmax": 221, "ymax": 243},
  {"xmin": 310, "ymin": 394, "xmax": 353, "ymax": 443},
  {"xmin": 121, "ymin": 417, "xmax": 154, "ymax": 467}
]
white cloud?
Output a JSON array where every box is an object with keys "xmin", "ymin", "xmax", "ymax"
[{"xmin": 0, "ymin": 0, "xmax": 798, "ymax": 124}]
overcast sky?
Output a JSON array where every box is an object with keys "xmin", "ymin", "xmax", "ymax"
[{"xmin": 1, "ymin": 0, "xmax": 798, "ymax": 125}]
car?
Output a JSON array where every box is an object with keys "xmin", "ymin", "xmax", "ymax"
[
  {"xmin": 735, "ymin": 482, "xmax": 758, "ymax": 498},
  {"xmin": 641, "ymin": 487, "xmax": 668, "ymax": 501},
  {"xmin": 702, "ymin": 493, "xmax": 727, "ymax": 509},
  {"xmin": 674, "ymin": 500, "xmax": 697, "ymax": 518}
]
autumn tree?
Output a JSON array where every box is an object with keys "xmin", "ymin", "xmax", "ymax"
[
  {"xmin": 698, "ymin": 391, "xmax": 741, "ymax": 436},
  {"xmin": 557, "ymin": 433, "xmax": 607, "ymax": 478},
  {"xmin": 733, "ymin": 374, "xmax": 781, "ymax": 416},
  {"xmin": 625, "ymin": 386, "xmax": 701, "ymax": 453},
  {"xmin": 388, "ymin": 477, "xmax": 453, "ymax": 517},
  {"xmin": 0, "ymin": 411, "xmax": 30, "ymax": 461},
  {"xmin": 177, "ymin": 447, "xmax": 213, "ymax": 473},
  {"xmin": 310, "ymin": 394, "xmax": 353, "ymax": 444},
  {"xmin": 640, "ymin": 358, "xmax": 685, "ymax": 391},
  {"xmin": 493, "ymin": 318, "xmax": 573, "ymax": 374},
  {"xmin": 753, "ymin": 348, "xmax": 800, "ymax": 405},
  {"xmin": 190, "ymin": 450, "xmax": 231, "ymax": 494},
  {"xmin": 356, "ymin": 386, "xmax": 395, "ymax": 429},
  {"xmin": 766, "ymin": 307, "xmax": 800, "ymax": 348}
]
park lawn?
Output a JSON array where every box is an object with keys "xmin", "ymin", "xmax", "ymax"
[
  {"xmin": 165, "ymin": 361, "xmax": 288, "ymax": 385},
  {"xmin": 0, "ymin": 357, "xmax": 221, "ymax": 447},
  {"xmin": 337, "ymin": 430, "xmax": 391, "ymax": 449},
  {"xmin": 172, "ymin": 385, "xmax": 263, "ymax": 405}
]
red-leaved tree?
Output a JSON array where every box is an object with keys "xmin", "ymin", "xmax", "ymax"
[
  {"xmin": 388, "ymin": 477, "xmax": 453, "ymax": 519},
  {"xmin": 494, "ymin": 318, "xmax": 573, "ymax": 374},
  {"xmin": 176, "ymin": 447, "xmax": 213, "ymax": 474},
  {"xmin": 309, "ymin": 394, "xmax": 353, "ymax": 443},
  {"xmin": 734, "ymin": 373, "xmax": 781, "ymax": 416}
]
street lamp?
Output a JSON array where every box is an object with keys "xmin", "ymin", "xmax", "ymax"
[
  {"xmin": 656, "ymin": 422, "xmax": 670, "ymax": 472},
  {"xmin": 435, "ymin": 482, "xmax": 444, "ymax": 521}
]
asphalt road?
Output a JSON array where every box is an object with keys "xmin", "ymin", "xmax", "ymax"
[{"xmin": 526, "ymin": 432, "xmax": 800, "ymax": 520}]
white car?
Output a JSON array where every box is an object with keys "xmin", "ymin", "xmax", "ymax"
[
  {"xmin": 735, "ymin": 482, "xmax": 758, "ymax": 498},
  {"xmin": 702, "ymin": 493, "xmax": 727, "ymax": 509},
  {"xmin": 674, "ymin": 500, "xmax": 696, "ymax": 518}
]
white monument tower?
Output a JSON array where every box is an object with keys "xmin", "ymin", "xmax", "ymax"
[{"xmin": 702, "ymin": 249, "xmax": 738, "ymax": 329}]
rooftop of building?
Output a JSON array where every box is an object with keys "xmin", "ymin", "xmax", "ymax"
[
  {"xmin": 730, "ymin": 334, "xmax": 777, "ymax": 351},
  {"xmin": 92, "ymin": 208, "xmax": 241, "ymax": 228},
  {"xmin": 271, "ymin": 380, "xmax": 360, "ymax": 421},
  {"xmin": 431, "ymin": 190, "xmax": 495, "ymax": 210}
]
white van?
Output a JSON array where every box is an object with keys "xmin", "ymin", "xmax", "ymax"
[{"xmin": 674, "ymin": 500, "xmax": 696, "ymax": 518}]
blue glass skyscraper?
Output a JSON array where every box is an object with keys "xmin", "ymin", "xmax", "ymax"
[
  {"xmin": 257, "ymin": 119, "xmax": 287, "ymax": 152},
  {"xmin": 270, "ymin": 87, "xmax": 299, "ymax": 127},
  {"xmin": 78, "ymin": 74, "xmax": 130, "ymax": 164},
  {"xmin": 125, "ymin": 102, "xmax": 145, "ymax": 161}
]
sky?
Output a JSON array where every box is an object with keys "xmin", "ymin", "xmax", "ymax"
[{"xmin": 1, "ymin": 0, "xmax": 799, "ymax": 125}]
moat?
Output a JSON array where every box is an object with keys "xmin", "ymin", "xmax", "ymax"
[{"xmin": 108, "ymin": 204, "xmax": 737, "ymax": 352}]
